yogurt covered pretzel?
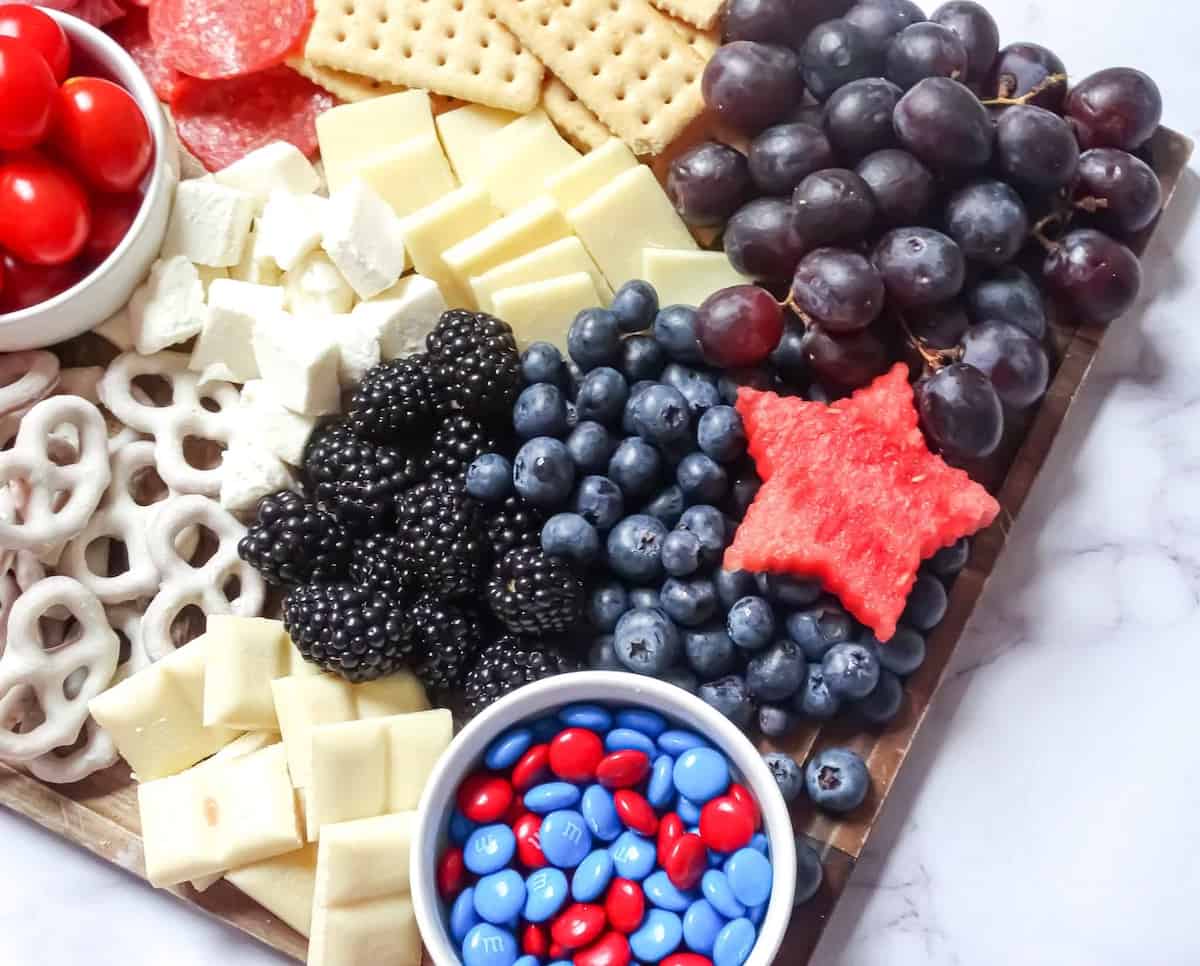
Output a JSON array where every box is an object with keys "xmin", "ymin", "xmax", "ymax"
[{"xmin": 0, "ymin": 351, "xmax": 59, "ymax": 416}]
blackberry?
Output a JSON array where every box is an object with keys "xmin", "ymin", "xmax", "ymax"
[
  {"xmin": 426, "ymin": 414, "xmax": 500, "ymax": 479},
  {"xmin": 487, "ymin": 545, "xmax": 584, "ymax": 636},
  {"xmin": 484, "ymin": 494, "xmax": 545, "ymax": 560},
  {"xmin": 426, "ymin": 310, "xmax": 522, "ymax": 421},
  {"xmin": 347, "ymin": 533, "xmax": 407, "ymax": 598},
  {"xmin": 237, "ymin": 491, "xmax": 349, "ymax": 586},
  {"xmin": 283, "ymin": 583, "xmax": 413, "ymax": 682},
  {"xmin": 393, "ymin": 476, "xmax": 487, "ymax": 597},
  {"xmin": 462, "ymin": 636, "xmax": 581, "ymax": 716},
  {"xmin": 347, "ymin": 355, "xmax": 436, "ymax": 442},
  {"xmin": 303, "ymin": 421, "xmax": 425, "ymax": 534},
  {"xmin": 409, "ymin": 594, "xmax": 484, "ymax": 691}
]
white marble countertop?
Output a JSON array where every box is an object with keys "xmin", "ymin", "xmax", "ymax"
[{"xmin": 4, "ymin": 1, "xmax": 1200, "ymax": 963}]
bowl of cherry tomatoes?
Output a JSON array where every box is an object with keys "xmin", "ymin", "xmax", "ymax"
[{"xmin": 0, "ymin": 4, "xmax": 174, "ymax": 351}]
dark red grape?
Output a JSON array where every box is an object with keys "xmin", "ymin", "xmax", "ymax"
[
  {"xmin": 1065, "ymin": 67, "xmax": 1162, "ymax": 151},
  {"xmin": 907, "ymin": 298, "xmax": 969, "ymax": 349},
  {"xmin": 789, "ymin": 102, "xmax": 829, "ymax": 128},
  {"xmin": 824, "ymin": 77, "xmax": 903, "ymax": 161},
  {"xmin": 702, "ymin": 42, "xmax": 806, "ymax": 136},
  {"xmin": 747, "ymin": 123, "xmax": 836, "ymax": 196},
  {"xmin": 944, "ymin": 178, "xmax": 1029, "ymax": 266},
  {"xmin": 791, "ymin": 168, "xmax": 876, "ymax": 246},
  {"xmin": 667, "ymin": 141, "xmax": 753, "ymax": 227},
  {"xmin": 723, "ymin": 0, "xmax": 854, "ymax": 48},
  {"xmin": 1042, "ymin": 228, "xmax": 1142, "ymax": 324},
  {"xmin": 893, "ymin": 76, "xmax": 993, "ymax": 169},
  {"xmin": 855, "ymin": 148, "xmax": 935, "ymax": 225},
  {"xmin": 873, "ymin": 227, "xmax": 966, "ymax": 306},
  {"xmin": 790, "ymin": 247, "xmax": 885, "ymax": 333},
  {"xmin": 916, "ymin": 362, "xmax": 1004, "ymax": 460},
  {"xmin": 884, "ymin": 22, "xmax": 967, "ymax": 90},
  {"xmin": 800, "ymin": 18, "xmax": 881, "ymax": 101},
  {"xmin": 1075, "ymin": 147, "xmax": 1162, "ymax": 235},
  {"xmin": 802, "ymin": 325, "xmax": 890, "ymax": 389},
  {"xmin": 984, "ymin": 42, "xmax": 1067, "ymax": 111},
  {"xmin": 724, "ymin": 197, "xmax": 808, "ymax": 281},
  {"xmin": 696, "ymin": 285, "xmax": 784, "ymax": 367},
  {"xmin": 843, "ymin": 0, "xmax": 925, "ymax": 53},
  {"xmin": 960, "ymin": 320, "xmax": 1049, "ymax": 409},
  {"xmin": 994, "ymin": 104, "xmax": 1079, "ymax": 191},
  {"xmin": 930, "ymin": 1, "xmax": 999, "ymax": 87},
  {"xmin": 965, "ymin": 265, "xmax": 1046, "ymax": 339}
]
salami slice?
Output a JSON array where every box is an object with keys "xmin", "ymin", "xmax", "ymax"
[
  {"xmin": 71, "ymin": 0, "xmax": 126, "ymax": 26},
  {"xmin": 170, "ymin": 66, "xmax": 335, "ymax": 171},
  {"xmin": 149, "ymin": 0, "xmax": 313, "ymax": 80},
  {"xmin": 108, "ymin": 9, "xmax": 180, "ymax": 101}
]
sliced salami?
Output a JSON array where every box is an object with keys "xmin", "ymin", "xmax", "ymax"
[
  {"xmin": 108, "ymin": 9, "xmax": 180, "ymax": 101},
  {"xmin": 149, "ymin": 0, "xmax": 312, "ymax": 80},
  {"xmin": 170, "ymin": 66, "xmax": 335, "ymax": 170}
]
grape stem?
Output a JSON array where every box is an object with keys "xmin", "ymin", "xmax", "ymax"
[
  {"xmin": 1073, "ymin": 195, "xmax": 1110, "ymax": 214},
  {"xmin": 781, "ymin": 293, "xmax": 814, "ymax": 328},
  {"xmin": 1030, "ymin": 212, "xmax": 1065, "ymax": 252},
  {"xmin": 980, "ymin": 72, "xmax": 1068, "ymax": 107},
  {"xmin": 895, "ymin": 311, "xmax": 961, "ymax": 372}
]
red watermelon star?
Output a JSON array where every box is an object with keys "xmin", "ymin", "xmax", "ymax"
[{"xmin": 724, "ymin": 364, "xmax": 1000, "ymax": 640}]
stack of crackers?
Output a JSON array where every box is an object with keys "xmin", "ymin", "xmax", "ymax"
[{"xmin": 290, "ymin": 0, "xmax": 721, "ymax": 156}]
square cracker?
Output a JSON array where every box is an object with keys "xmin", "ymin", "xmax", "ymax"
[
  {"xmin": 305, "ymin": 0, "xmax": 544, "ymax": 113},
  {"xmin": 287, "ymin": 57, "xmax": 463, "ymax": 113},
  {"xmin": 671, "ymin": 18, "xmax": 720, "ymax": 60},
  {"xmin": 490, "ymin": 0, "xmax": 707, "ymax": 156},
  {"xmin": 650, "ymin": 0, "xmax": 723, "ymax": 30},
  {"xmin": 542, "ymin": 75, "xmax": 613, "ymax": 151}
]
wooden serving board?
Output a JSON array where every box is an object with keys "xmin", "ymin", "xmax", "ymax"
[{"xmin": 0, "ymin": 126, "xmax": 1193, "ymax": 966}]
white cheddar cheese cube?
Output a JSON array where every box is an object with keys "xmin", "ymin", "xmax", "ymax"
[
  {"xmin": 642, "ymin": 248, "xmax": 752, "ymax": 308},
  {"xmin": 321, "ymin": 180, "xmax": 408, "ymax": 300},
  {"xmin": 481, "ymin": 109, "xmax": 581, "ymax": 213},
  {"xmin": 231, "ymin": 226, "xmax": 282, "ymax": 286},
  {"xmin": 436, "ymin": 104, "xmax": 520, "ymax": 183},
  {"xmin": 443, "ymin": 196, "xmax": 571, "ymax": 297},
  {"xmin": 164, "ymin": 179, "xmax": 255, "ymax": 267},
  {"xmin": 491, "ymin": 272, "xmax": 602, "ymax": 351},
  {"xmin": 399, "ymin": 185, "xmax": 500, "ymax": 308},
  {"xmin": 317, "ymin": 91, "xmax": 438, "ymax": 195},
  {"xmin": 202, "ymin": 617, "xmax": 316, "ymax": 731},
  {"xmin": 219, "ymin": 441, "xmax": 297, "ymax": 513},
  {"xmin": 259, "ymin": 191, "xmax": 330, "ymax": 273},
  {"xmin": 568, "ymin": 165, "xmax": 699, "ymax": 288},
  {"xmin": 189, "ymin": 278, "xmax": 286, "ymax": 384},
  {"xmin": 354, "ymin": 135, "xmax": 459, "ymax": 219},
  {"xmin": 545, "ymin": 138, "xmax": 639, "ymax": 212},
  {"xmin": 237, "ymin": 380, "xmax": 318, "ymax": 467},
  {"xmin": 329, "ymin": 315, "xmax": 382, "ymax": 386},
  {"xmin": 128, "ymin": 256, "xmax": 206, "ymax": 354},
  {"xmin": 214, "ymin": 141, "xmax": 322, "ymax": 213},
  {"xmin": 284, "ymin": 251, "xmax": 356, "ymax": 317},
  {"xmin": 225, "ymin": 844, "xmax": 319, "ymax": 939},
  {"xmin": 252, "ymin": 312, "xmax": 342, "ymax": 416},
  {"xmin": 351, "ymin": 275, "xmax": 447, "ymax": 360},
  {"xmin": 470, "ymin": 236, "xmax": 611, "ymax": 313}
]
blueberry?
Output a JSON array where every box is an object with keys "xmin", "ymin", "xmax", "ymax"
[
  {"xmin": 589, "ymin": 580, "xmax": 629, "ymax": 631},
  {"xmin": 572, "ymin": 475, "xmax": 625, "ymax": 531},
  {"xmin": 821, "ymin": 642, "xmax": 881, "ymax": 699},
  {"xmin": 727, "ymin": 596, "xmax": 775, "ymax": 651},
  {"xmin": 763, "ymin": 751, "xmax": 804, "ymax": 802},
  {"xmin": 660, "ymin": 577, "xmax": 719, "ymax": 627},
  {"xmin": 632, "ymin": 384, "xmax": 692, "ymax": 445},
  {"xmin": 853, "ymin": 669, "xmax": 904, "ymax": 724},
  {"xmin": 714, "ymin": 569, "xmax": 757, "ymax": 609},
  {"xmin": 928, "ymin": 537, "xmax": 970, "ymax": 578},
  {"xmin": 589, "ymin": 634, "xmax": 623, "ymax": 670},
  {"xmin": 746, "ymin": 638, "xmax": 806, "ymax": 701},
  {"xmin": 521, "ymin": 341, "xmax": 565, "ymax": 385},
  {"xmin": 785, "ymin": 601, "xmax": 855, "ymax": 660},
  {"xmin": 606, "ymin": 514, "xmax": 668, "ymax": 583},
  {"xmin": 641, "ymin": 484, "xmax": 686, "ymax": 528},
  {"xmin": 724, "ymin": 467, "xmax": 761, "ymax": 520},
  {"xmin": 628, "ymin": 587, "xmax": 660, "ymax": 610},
  {"xmin": 575, "ymin": 367, "xmax": 628, "ymax": 427},
  {"xmin": 622, "ymin": 380, "xmax": 657, "ymax": 434},
  {"xmin": 756, "ymin": 573, "xmax": 821, "ymax": 607},
  {"xmin": 678, "ymin": 505, "xmax": 727, "ymax": 563},
  {"xmin": 805, "ymin": 747, "xmax": 870, "ymax": 813},
  {"xmin": 684, "ymin": 623, "xmax": 737, "ymax": 678},
  {"xmin": 612, "ymin": 279, "xmax": 659, "ymax": 333},
  {"xmin": 662, "ymin": 666, "xmax": 700, "ymax": 694},
  {"xmin": 465, "ymin": 453, "xmax": 513, "ymax": 503},
  {"xmin": 795, "ymin": 838, "xmax": 824, "ymax": 906},
  {"xmin": 653, "ymin": 305, "xmax": 704, "ymax": 363},
  {"xmin": 620, "ymin": 334, "xmax": 667, "ymax": 382},
  {"xmin": 875, "ymin": 625, "xmax": 926, "ymax": 676},
  {"xmin": 564, "ymin": 399, "xmax": 578, "ymax": 430},
  {"xmin": 614, "ymin": 607, "xmax": 682, "ymax": 675},
  {"xmin": 697, "ymin": 406, "xmax": 747, "ymax": 463},
  {"xmin": 513, "ymin": 383, "xmax": 569, "ymax": 439},
  {"xmin": 661, "ymin": 530, "xmax": 703, "ymax": 576},
  {"xmin": 661, "ymin": 363, "xmax": 721, "ymax": 416},
  {"xmin": 902, "ymin": 572, "xmax": 948, "ymax": 630},
  {"xmin": 758, "ymin": 704, "xmax": 799, "ymax": 738},
  {"xmin": 698, "ymin": 674, "xmax": 754, "ymax": 728},
  {"xmin": 568, "ymin": 307, "xmax": 622, "ymax": 370},
  {"xmin": 795, "ymin": 662, "xmax": 840, "ymax": 718},
  {"xmin": 514, "ymin": 437, "xmax": 575, "ymax": 508},
  {"xmin": 565, "ymin": 421, "xmax": 618, "ymax": 474},
  {"xmin": 608, "ymin": 438, "xmax": 662, "ymax": 499},
  {"xmin": 676, "ymin": 452, "xmax": 728, "ymax": 504},
  {"xmin": 541, "ymin": 512, "xmax": 600, "ymax": 566},
  {"xmin": 718, "ymin": 367, "xmax": 774, "ymax": 405}
]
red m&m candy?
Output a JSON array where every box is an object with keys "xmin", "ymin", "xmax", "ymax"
[
  {"xmin": 699, "ymin": 795, "xmax": 755, "ymax": 853},
  {"xmin": 513, "ymin": 812, "xmax": 547, "ymax": 869},
  {"xmin": 595, "ymin": 749, "xmax": 650, "ymax": 789},
  {"xmin": 549, "ymin": 728, "xmax": 605, "ymax": 782},
  {"xmin": 664, "ymin": 833, "xmax": 707, "ymax": 890},
  {"xmin": 456, "ymin": 772, "xmax": 513, "ymax": 823},
  {"xmin": 512, "ymin": 743, "xmax": 551, "ymax": 791},
  {"xmin": 604, "ymin": 878, "xmax": 645, "ymax": 934},
  {"xmin": 662, "ymin": 955, "xmax": 714, "ymax": 966},
  {"xmin": 614, "ymin": 789, "xmax": 659, "ymax": 836},
  {"xmin": 574, "ymin": 931, "xmax": 632, "ymax": 966},
  {"xmin": 657, "ymin": 813, "xmax": 684, "ymax": 867},
  {"xmin": 522, "ymin": 922, "xmax": 549, "ymax": 957},
  {"xmin": 437, "ymin": 846, "xmax": 466, "ymax": 899},
  {"xmin": 729, "ymin": 783, "xmax": 761, "ymax": 830},
  {"xmin": 552, "ymin": 902, "xmax": 607, "ymax": 949}
]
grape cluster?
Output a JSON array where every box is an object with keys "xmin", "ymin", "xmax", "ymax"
[{"xmin": 672, "ymin": 0, "xmax": 1163, "ymax": 461}]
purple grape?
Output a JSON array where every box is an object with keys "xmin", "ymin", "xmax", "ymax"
[
  {"xmin": 790, "ymin": 248, "xmax": 885, "ymax": 333},
  {"xmin": 984, "ymin": 42, "xmax": 1067, "ymax": 111},
  {"xmin": 965, "ymin": 265, "xmax": 1046, "ymax": 339},
  {"xmin": 944, "ymin": 179, "xmax": 1029, "ymax": 267},
  {"xmin": 667, "ymin": 141, "xmax": 753, "ymax": 227},
  {"xmin": 873, "ymin": 227, "xmax": 966, "ymax": 306},
  {"xmin": 802, "ymin": 326, "xmax": 890, "ymax": 390},
  {"xmin": 723, "ymin": 0, "xmax": 854, "ymax": 48},
  {"xmin": 823, "ymin": 76, "xmax": 903, "ymax": 161},
  {"xmin": 724, "ymin": 197, "xmax": 808, "ymax": 282},
  {"xmin": 800, "ymin": 18, "xmax": 881, "ymax": 101},
  {"xmin": 791, "ymin": 168, "xmax": 876, "ymax": 246},
  {"xmin": 854, "ymin": 148, "xmax": 935, "ymax": 225},
  {"xmin": 702, "ymin": 42, "xmax": 806, "ymax": 136},
  {"xmin": 1074, "ymin": 148, "xmax": 1162, "ymax": 235},
  {"xmin": 884, "ymin": 22, "xmax": 967, "ymax": 90},
  {"xmin": 748, "ymin": 123, "xmax": 836, "ymax": 195},
  {"xmin": 960, "ymin": 320, "xmax": 1049, "ymax": 409},
  {"xmin": 930, "ymin": 1, "xmax": 999, "ymax": 86},
  {"xmin": 994, "ymin": 105, "xmax": 1079, "ymax": 192},
  {"xmin": 907, "ymin": 299, "xmax": 969, "ymax": 349},
  {"xmin": 893, "ymin": 76, "xmax": 993, "ymax": 168},
  {"xmin": 843, "ymin": 0, "xmax": 925, "ymax": 53},
  {"xmin": 696, "ymin": 286, "xmax": 785, "ymax": 367},
  {"xmin": 1042, "ymin": 228, "xmax": 1142, "ymax": 324},
  {"xmin": 916, "ymin": 362, "xmax": 1003, "ymax": 460},
  {"xmin": 1066, "ymin": 67, "xmax": 1162, "ymax": 151}
]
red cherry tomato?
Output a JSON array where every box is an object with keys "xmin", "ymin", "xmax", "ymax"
[
  {"xmin": 0, "ymin": 5, "xmax": 70, "ymax": 82},
  {"xmin": 0, "ymin": 253, "xmax": 80, "ymax": 313},
  {"xmin": 52, "ymin": 77, "xmax": 153, "ymax": 193},
  {"xmin": 0, "ymin": 37, "xmax": 58, "ymax": 150},
  {"xmin": 0, "ymin": 155, "xmax": 90, "ymax": 266},
  {"xmin": 82, "ymin": 192, "xmax": 141, "ymax": 264}
]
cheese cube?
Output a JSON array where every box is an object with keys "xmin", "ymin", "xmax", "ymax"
[
  {"xmin": 252, "ymin": 312, "xmax": 342, "ymax": 415},
  {"xmin": 641, "ymin": 248, "xmax": 752, "ymax": 308},
  {"xmin": 214, "ymin": 142, "xmax": 322, "ymax": 213},
  {"xmin": 436, "ymin": 104, "xmax": 520, "ymax": 183},
  {"xmin": 353, "ymin": 135, "xmax": 458, "ymax": 219},
  {"xmin": 317, "ymin": 91, "xmax": 438, "ymax": 195},
  {"xmin": 258, "ymin": 191, "xmax": 330, "ymax": 272},
  {"xmin": 196, "ymin": 264, "xmax": 229, "ymax": 293},
  {"xmin": 164, "ymin": 179, "xmax": 255, "ymax": 267},
  {"xmin": 321, "ymin": 180, "xmax": 408, "ymax": 300},
  {"xmin": 231, "ymin": 226, "xmax": 282, "ymax": 286},
  {"xmin": 470, "ymin": 237, "xmax": 611, "ymax": 313},
  {"xmin": 225, "ymin": 844, "xmax": 319, "ymax": 939},
  {"xmin": 443, "ymin": 196, "xmax": 571, "ymax": 299},
  {"xmin": 329, "ymin": 314, "xmax": 382, "ymax": 385},
  {"xmin": 351, "ymin": 275, "xmax": 447, "ymax": 360},
  {"xmin": 237, "ymin": 380, "xmax": 318, "ymax": 467},
  {"xmin": 491, "ymin": 272, "xmax": 602, "ymax": 351},
  {"xmin": 284, "ymin": 251, "xmax": 356, "ymax": 316},
  {"xmin": 481, "ymin": 109, "xmax": 581, "ymax": 213},
  {"xmin": 202, "ymin": 618, "xmax": 316, "ymax": 731},
  {"xmin": 399, "ymin": 185, "xmax": 500, "ymax": 308},
  {"xmin": 544, "ymin": 138, "xmax": 639, "ymax": 212},
  {"xmin": 568, "ymin": 165, "xmax": 699, "ymax": 288},
  {"xmin": 189, "ymin": 278, "xmax": 286, "ymax": 384},
  {"xmin": 94, "ymin": 308, "xmax": 134, "ymax": 351},
  {"xmin": 219, "ymin": 441, "xmax": 297, "ymax": 514},
  {"xmin": 128, "ymin": 256, "xmax": 206, "ymax": 355}
]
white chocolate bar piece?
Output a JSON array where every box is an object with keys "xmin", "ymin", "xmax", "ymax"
[{"xmin": 226, "ymin": 843, "xmax": 319, "ymax": 938}]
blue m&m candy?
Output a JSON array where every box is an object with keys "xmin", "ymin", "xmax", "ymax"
[
  {"xmin": 615, "ymin": 707, "xmax": 668, "ymax": 737},
  {"xmin": 451, "ymin": 887, "xmax": 480, "ymax": 942},
  {"xmin": 683, "ymin": 898, "xmax": 725, "ymax": 955},
  {"xmin": 465, "ymin": 824, "xmax": 516, "ymax": 875},
  {"xmin": 701, "ymin": 870, "xmax": 746, "ymax": 920},
  {"xmin": 522, "ymin": 868, "xmax": 569, "ymax": 923},
  {"xmin": 581, "ymin": 784, "xmax": 622, "ymax": 842},
  {"xmin": 473, "ymin": 869, "xmax": 526, "ymax": 925},
  {"xmin": 559, "ymin": 703, "xmax": 613, "ymax": 731},
  {"xmin": 462, "ymin": 922, "xmax": 518, "ymax": 966},
  {"xmin": 485, "ymin": 728, "xmax": 534, "ymax": 771},
  {"xmin": 713, "ymin": 917, "xmax": 757, "ymax": 966},
  {"xmin": 647, "ymin": 754, "xmax": 676, "ymax": 810},
  {"xmin": 539, "ymin": 809, "xmax": 592, "ymax": 868},
  {"xmin": 724, "ymin": 847, "xmax": 772, "ymax": 906},
  {"xmin": 571, "ymin": 849, "xmax": 615, "ymax": 902},
  {"xmin": 605, "ymin": 727, "xmax": 657, "ymax": 756},
  {"xmin": 644, "ymin": 869, "xmax": 694, "ymax": 912},
  {"xmin": 523, "ymin": 781, "xmax": 581, "ymax": 814},
  {"xmin": 630, "ymin": 908, "xmax": 684, "ymax": 961},
  {"xmin": 610, "ymin": 830, "xmax": 656, "ymax": 880},
  {"xmin": 657, "ymin": 729, "xmax": 709, "ymax": 755},
  {"xmin": 673, "ymin": 747, "xmax": 731, "ymax": 803}
]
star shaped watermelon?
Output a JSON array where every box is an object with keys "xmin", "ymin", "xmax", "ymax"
[{"xmin": 724, "ymin": 364, "xmax": 1000, "ymax": 640}]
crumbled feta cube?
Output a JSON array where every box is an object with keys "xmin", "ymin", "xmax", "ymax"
[
  {"xmin": 231, "ymin": 226, "xmax": 281, "ymax": 286},
  {"xmin": 251, "ymin": 312, "xmax": 341, "ymax": 415},
  {"xmin": 328, "ymin": 314, "xmax": 382, "ymax": 385},
  {"xmin": 349, "ymin": 274, "xmax": 447, "ymax": 360},
  {"xmin": 213, "ymin": 142, "xmax": 321, "ymax": 213},
  {"xmin": 128, "ymin": 256, "xmax": 206, "ymax": 354},
  {"xmin": 238, "ymin": 380, "xmax": 317, "ymax": 466},
  {"xmin": 163, "ymin": 180, "xmax": 255, "ymax": 268},
  {"xmin": 219, "ymin": 441, "xmax": 297, "ymax": 513},
  {"xmin": 258, "ymin": 191, "xmax": 330, "ymax": 272},
  {"xmin": 284, "ymin": 251, "xmax": 355, "ymax": 316},
  {"xmin": 320, "ymin": 179, "xmax": 408, "ymax": 300},
  {"xmin": 189, "ymin": 279, "xmax": 287, "ymax": 384}
]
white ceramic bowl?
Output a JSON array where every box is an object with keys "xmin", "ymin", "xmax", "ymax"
[
  {"xmin": 411, "ymin": 671, "xmax": 797, "ymax": 966},
  {"xmin": 0, "ymin": 7, "xmax": 174, "ymax": 351}
]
